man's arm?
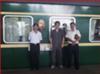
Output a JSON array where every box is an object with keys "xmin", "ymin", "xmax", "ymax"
[
  {"xmin": 75, "ymin": 35, "xmax": 81, "ymax": 41},
  {"xmin": 39, "ymin": 32, "xmax": 43, "ymax": 42},
  {"xmin": 28, "ymin": 32, "xmax": 31, "ymax": 51},
  {"xmin": 28, "ymin": 32, "xmax": 31, "ymax": 41},
  {"xmin": 61, "ymin": 37, "xmax": 65, "ymax": 48},
  {"xmin": 75, "ymin": 30, "xmax": 81, "ymax": 41},
  {"xmin": 66, "ymin": 37, "xmax": 75, "ymax": 43},
  {"xmin": 50, "ymin": 30, "xmax": 53, "ymax": 48}
]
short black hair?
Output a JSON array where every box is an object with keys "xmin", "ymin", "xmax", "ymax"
[
  {"xmin": 54, "ymin": 21, "xmax": 60, "ymax": 26},
  {"xmin": 63, "ymin": 23, "xmax": 67, "ymax": 26},
  {"xmin": 70, "ymin": 22, "xmax": 76, "ymax": 26},
  {"xmin": 33, "ymin": 23, "xmax": 38, "ymax": 27}
]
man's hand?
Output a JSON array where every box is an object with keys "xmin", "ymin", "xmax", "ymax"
[
  {"xmin": 61, "ymin": 37, "xmax": 65, "ymax": 48},
  {"xmin": 72, "ymin": 41, "xmax": 76, "ymax": 45},
  {"xmin": 50, "ymin": 44, "xmax": 52, "ymax": 48},
  {"xmin": 74, "ymin": 34, "xmax": 80, "ymax": 41},
  {"xmin": 61, "ymin": 44, "xmax": 64, "ymax": 48}
]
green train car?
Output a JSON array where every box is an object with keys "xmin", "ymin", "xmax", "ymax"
[{"xmin": 1, "ymin": 2, "xmax": 100, "ymax": 69}]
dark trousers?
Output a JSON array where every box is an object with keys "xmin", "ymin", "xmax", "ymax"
[
  {"xmin": 51, "ymin": 47, "xmax": 63, "ymax": 66},
  {"xmin": 29, "ymin": 43, "xmax": 40, "ymax": 69},
  {"xmin": 67, "ymin": 44, "xmax": 79, "ymax": 69},
  {"xmin": 62, "ymin": 46, "xmax": 68, "ymax": 67}
]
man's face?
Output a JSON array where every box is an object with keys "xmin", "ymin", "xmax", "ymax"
[
  {"xmin": 33, "ymin": 25, "xmax": 38, "ymax": 31},
  {"xmin": 70, "ymin": 24, "xmax": 76, "ymax": 31},
  {"xmin": 55, "ymin": 23, "xmax": 60, "ymax": 29},
  {"xmin": 63, "ymin": 24, "xmax": 67, "ymax": 29}
]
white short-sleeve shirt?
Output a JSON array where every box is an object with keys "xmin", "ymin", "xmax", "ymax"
[
  {"xmin": 28, "ymin": 31, "xmax": 42, "ymax": 44},
  {"xmin": 66, "ymin": 29, "xmax": 81, "ymax": 44}
]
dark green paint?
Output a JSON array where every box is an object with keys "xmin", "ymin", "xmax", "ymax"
[
  {"xmin": 2, "ymin": 3, "xmax": 100, "ymax": 43},
  {"xmin": 2, "ymin": 3, "xmax": 100, "ymax": 14},
  {"xmin": 2, "ymin": 46, "xmax": 100, "ymax": 69},
  {"xmin": 2, "ymin": 48, "xmax": 50, "ymax": 69},
  {"xmin": 1, "ymin": 15, "xmax": 92, "ymax": 43},
  {"xmin": 76, "ymin": 17, "xmax": 90, "ymax": 42},
  {"xmin": 1, "ymin": 2, "xmax": 100, "ymax": 69}
]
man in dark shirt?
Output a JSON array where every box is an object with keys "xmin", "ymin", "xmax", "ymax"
[
  {"xmin": 62, "ymin": 23, "xmax": 67, "ymax": 36},
  {"xmin": 62, "ymin": 23, "xmax": 68, "ymax": 67},
  {"xmin": 50, "ymin": 21, "xmax": 64, "ymax": 69}
]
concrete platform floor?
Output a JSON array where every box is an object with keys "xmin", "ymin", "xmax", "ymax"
[{"xmin": 2, "ymin": 65, "xmax": 100, "ymax": 74}]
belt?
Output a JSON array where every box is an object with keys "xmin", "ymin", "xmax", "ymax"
[
  {"xmin": 68, "ymin": 44, "xmax": 78, "ymax": 46},
  {"xmin": 30, "ymin": 43, "xmax": 39, "ymax": 45}
]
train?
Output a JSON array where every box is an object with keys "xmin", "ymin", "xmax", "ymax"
[{"xmin": 1, "ymin": 2, "xmax": 100, "ymax": 69}]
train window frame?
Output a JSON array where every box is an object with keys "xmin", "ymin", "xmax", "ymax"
[
  {"xmin": 49, "ymin": 16, "xmax": 76, "ymax": 33},
  {"xmin": 3, "ymin": 15, "xmax": 34, "ymax": 43},
  {"xmin": 89, "ymin": 18, "xmax": 100, "ymax": 42}
]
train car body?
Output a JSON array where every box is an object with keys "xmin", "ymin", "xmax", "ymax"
[{"xmin": 1, "ymin": 2, "xmax": 100, "ymax": 69}]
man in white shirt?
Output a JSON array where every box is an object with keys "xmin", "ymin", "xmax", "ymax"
[
  {"xmin": 28, "ymin": 23, "xmax": 42, "ymax": 70},
  {"xmin": 66, "ymin": 22, "xmax": 81, "ymax": 70}
]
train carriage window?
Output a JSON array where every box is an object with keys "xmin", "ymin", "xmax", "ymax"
[
  {"xmin": 3, "ymin": 15, "xmax": 33, "ymax": 43},
  {"xmin": 49, "ymin": 16, "xmax": 76, "ymax": 32},
  {"xmin": 89, "ymin": 18, "xmax": 100, "ymax": 42}
]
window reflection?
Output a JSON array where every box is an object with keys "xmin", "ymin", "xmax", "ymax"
[
  {"xmin": 49, "ymin": 16, "xmax": 76, "ymax": 32},
  {"xmin": 89, "ymin": 18, "xmax": 100, "ymax": 42},
  {"xmin": 3, "ymin": 15, "xmax": 33, "ymax": 43},
  {"xmin": 94, "ymin": 19, "xmax": 100, "ymax": 40}
]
